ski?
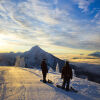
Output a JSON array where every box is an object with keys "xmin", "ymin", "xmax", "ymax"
[
  {"xmin": 56, "ymin": 85, "xmax": 78, "ymax": 93},
  {"xmin": 40, "ymin": 79, "xmax": 53, "ymax": 84}
]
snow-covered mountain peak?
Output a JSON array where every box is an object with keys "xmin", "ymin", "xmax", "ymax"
[
  {"xmin": 30, "ymin": 45, "xmax": 41, "ymax": 50},
  {"xmin": 29, "ymin": 45, "xmax": 45, "ymax": 53},
  {"xmin": 20, "ymin": 45, "xmax": 65, "ymax": 69}
]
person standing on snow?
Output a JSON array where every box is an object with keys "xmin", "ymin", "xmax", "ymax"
[
  {"xmin": 41, "ymin": 59, "xmax": 48, "ymax": 83},
  {"xmin": 61, "ymin": 61, "xmax": 73, "ymax": 90}
]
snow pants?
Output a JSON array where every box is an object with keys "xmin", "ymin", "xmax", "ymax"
[
  {"xmin": 62, "ymin": 78, "xmax": 70, "ymax": 90},
  {"xmin": 42, "ymin": 72, "xmax": 47, "ymax": 82}
]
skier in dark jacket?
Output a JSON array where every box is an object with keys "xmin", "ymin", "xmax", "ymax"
[
  {"xmin": 41, "ymin": 59, "xmax": 48, "ymax": 83},
  {"xmin": 61, "ymin": 61, "xmax": 73, "ymax": 90}
]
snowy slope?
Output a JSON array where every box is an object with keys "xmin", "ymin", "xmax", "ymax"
[
  {"xmin": 24, "ymin": 68, "xmax": 100, "ymax": 100},
  {"xmin": 0, "ymin": 66, "xmax": 100, "ymax": 100}
]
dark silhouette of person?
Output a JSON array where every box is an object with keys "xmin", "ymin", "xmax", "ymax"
[
  {"xmin": 61, "ymin": 61, "xmax": 73, "ymax": 90},
  {"xmin": 41, "ymin": 59, "xmax": 48, "ymax": 83}
]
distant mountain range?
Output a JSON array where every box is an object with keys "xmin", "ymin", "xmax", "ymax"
[
  {"xmin": 0, "ymin": 52, "xmax": 21, "ymax": 66},
  {"xmin": 0, "ymin": 45, "xmax": 65, "ymax": 71}
]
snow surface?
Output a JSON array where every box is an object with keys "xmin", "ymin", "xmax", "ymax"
[{"xmin": 0, "ymin": 66, "xmax": 100, "ymax": 100}]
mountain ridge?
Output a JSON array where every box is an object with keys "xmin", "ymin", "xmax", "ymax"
[
  {"xmin": 21, "ymin": 46, "xmax": 65, "ymax": 71},
  {"xmin": 0, "ymin": 45, "xmax": 65, "ymax": 71}
]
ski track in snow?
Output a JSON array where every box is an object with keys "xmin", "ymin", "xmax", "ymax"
[{"xmin": 0, "ymin": 66, "xmax": 100, "ymax": 100}]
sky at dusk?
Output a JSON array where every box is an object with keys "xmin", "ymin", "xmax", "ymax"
[{"xmin": 0, "ymin": 0, "xmax": 100, "ymax": 64}]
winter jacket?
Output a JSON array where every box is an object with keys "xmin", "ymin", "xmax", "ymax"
[
  {"xmin": 61, "ymin": 65, "xmax": 72, "ymax": 80},
  {"xmin": 41, "ymin": 61, "xmax": 48, "ymax": 74}
]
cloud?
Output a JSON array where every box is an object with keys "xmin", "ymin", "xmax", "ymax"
[
  {"xmin": 54, "ymin": 0, "xmax": 58, "ymax": 5},
  {"xmin": 72, "ymin": 57, "xmax": 98, "ymax": 59},
  {"xmin": 16, "ymin": 0, "xmax": 59, "ymax": 25},
  {"xmin": 0, "ymin": 0, "xmax": 100, "ymax": 51},
  {"xmin": 88, "ymin": 52, "xmax": 100, "ymax": 58},
  {"xmin": 91, "ymin": 11, "xmax": 100, "ymax": 26},
  {"xmin": 49, "ymin": 26, "xmax": 100, "ymax": 50},
  {"xmin": 73, "ymin": 0, "xmax": 94, "ymax": 12}
]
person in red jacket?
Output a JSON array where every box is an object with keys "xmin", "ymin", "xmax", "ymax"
[
  {"xmin": 41, "ymin": 59, "xmax": 48, "ymax": 83},
  {"xmin": 61, "ymin": 61, "xmax": 73, "ymax": 90}
]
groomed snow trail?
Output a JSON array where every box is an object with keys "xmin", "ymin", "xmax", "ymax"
[{"xmin": 0, "ymin": 67, "xmax": 94, "ymax": 100}]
